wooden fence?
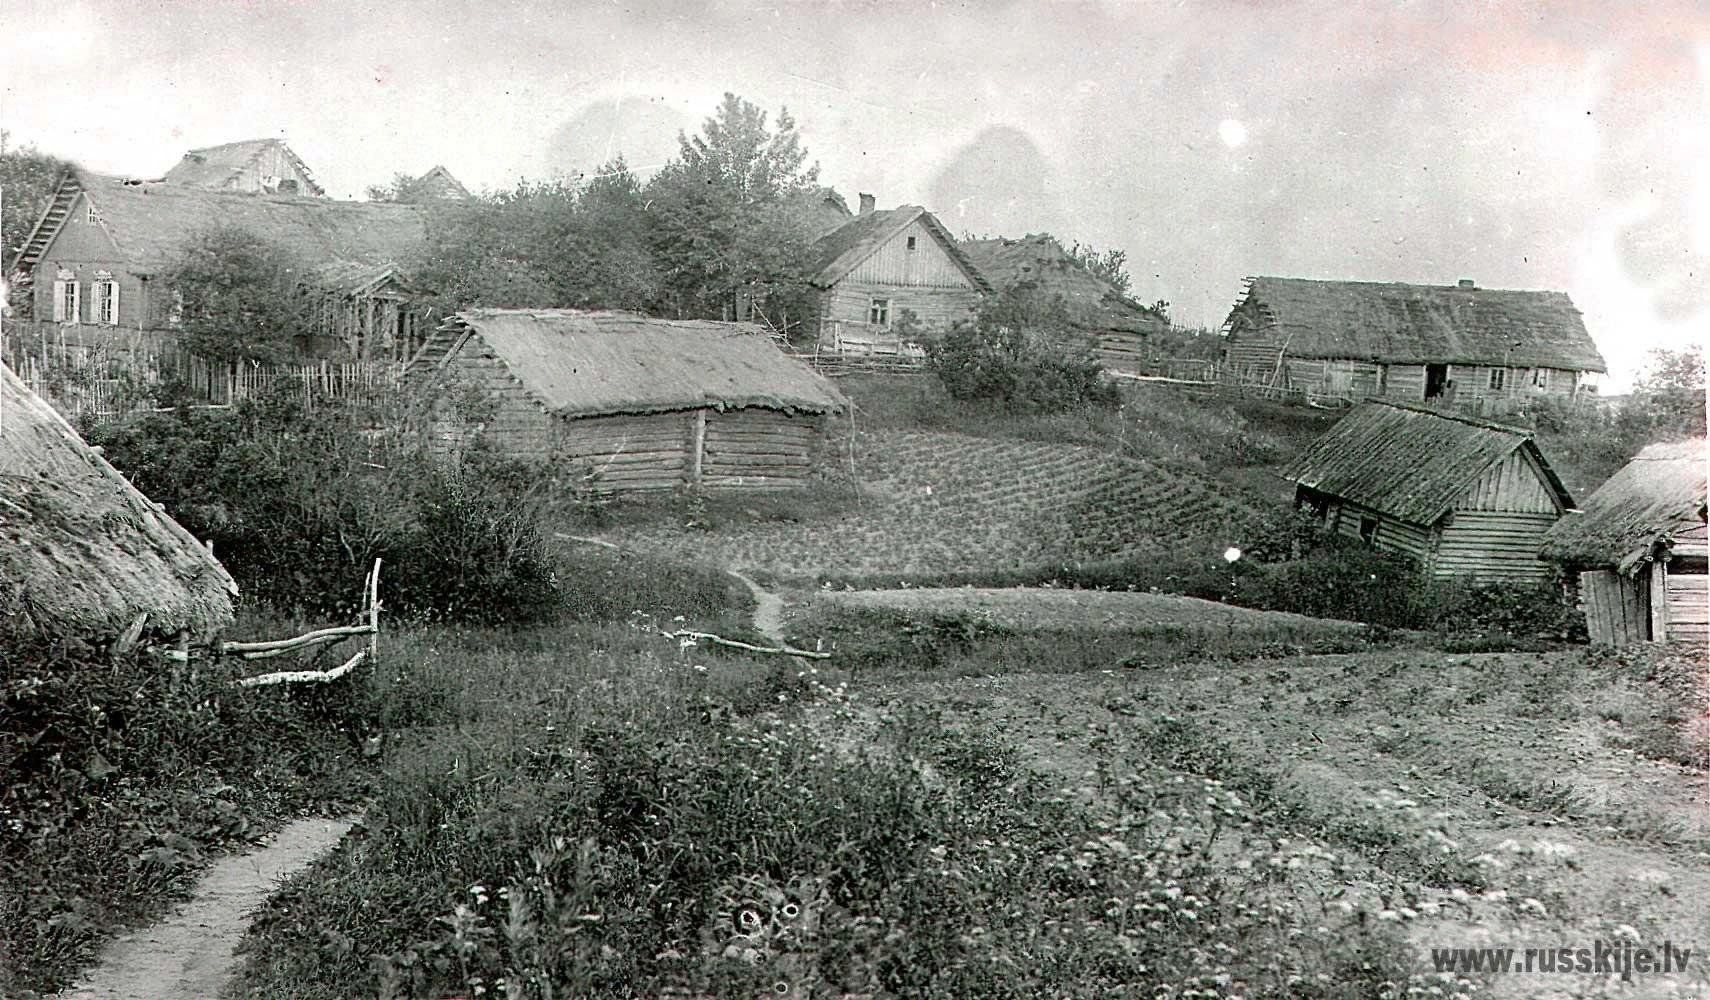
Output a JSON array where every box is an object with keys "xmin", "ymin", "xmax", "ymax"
[{"xmin": 3, "ymin": 321, "xmax": 403, "ymax": 419}]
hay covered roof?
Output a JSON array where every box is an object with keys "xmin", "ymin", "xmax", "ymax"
[
  {"xmin": 1, "ymin": 363, "xmax": 237, "ymax": 643},
  {"xmin": 162, "ymin": 138, "xmax": 325, "ymax": 195},
  {"xmin": 1282, "ymin": 399, "xmax": 1572, "ymax": 526},
  {"xmin": 808, "ymin": 206, "xmax": 992, "ymax": 292},
  {"xmin": 959, "ymin": 235, "xmax": 1165, "ymax": 335},
  {"xmin": 413, "ymin": 165, "xmax": 472, "ymax": 200},
  {"xmin": 417, "ymin": 309, "xmax": 848, "ymax": 418},
  {"xmin": 1231, "ymin": 277, "xmax": 1608, "ymax": 372},
  {"xmin": 1539, "ymin": 438, "xmax": 1708, "ymax": 573},
  {"xmin": 21, "ymin": 168, "xmax": 430, "ymax": 276}
]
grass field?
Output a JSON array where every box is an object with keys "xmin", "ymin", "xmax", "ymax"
[{"xmin": 609, "ymin": 428, "xmax": 1275, "ymax": 584}]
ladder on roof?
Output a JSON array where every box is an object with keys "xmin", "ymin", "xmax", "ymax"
[{"xmin": 13, "ymin": 174, "xmax": 83, "ymax": 271}]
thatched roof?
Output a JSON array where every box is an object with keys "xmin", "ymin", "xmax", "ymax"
[
  {"xmin": 960, "ymin": 235, "xmax": 1165, "ymax": 334},
  {"xmin": 15, "ymin": 168, "xmax": 430, "ymax": 277},
  {"xmin": 1230, "ymin": 277, "xmax": 1608, "ymax": 372},
  {"xmin": 414, "ymin": 309, "xmax": 848, "ymax": 418},
  {"xmin": 1282, "ymin": 399, "xmax": 1572, "ymax": 526},
  {"xmin": 808, "ymin": 206, "xmax": 992, "ymax": 292},
  {"xmin": 1, "ymin": 363, "xmax": 237, "ymax": 643},
  {"xmin": 1539, "ymin": 438, "xmax": 1708, "ymax": 573},
  {"xmin": 163, "ymin": 138, "xmax": 326, "ymax": 196},
  {"xmin": 413, "ymin": 165, "xmax": 472, "ymax": 200}
]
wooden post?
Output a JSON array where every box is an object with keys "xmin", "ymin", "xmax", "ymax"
[
  {"xmin": 689, "ymin": 409, "xmax": 707, "ymax": 484},
  {"xmin": 1650, "ymin": 560, "xmax": 1668, "ymax": 642}
]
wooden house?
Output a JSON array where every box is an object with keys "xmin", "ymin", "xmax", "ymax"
[
  {"xmin": 805, "ymin": 197, "xmax": 991, "ymax": 357},
  {"xmin": 1223, "ymin": 278, "xmax": 1608, "ymax": 408},
  {"xmin": 407, "ymin": 309, "xmax": 848, "ymax": 492},
  {"xmin": 1, "ymin": 361, "xmax": 237, "ymax": 645},
  {"xmin": 1539, "ymin": 439, "xmax": 1708, "ymax": 646},
  {"xmin": 163, "ymin": 138, "xmax": 325, "ymax": 197},
  {"xmin": 959, "ymin": 234, "xmax": 1167, "ymax": 373},
  {"xmin": 411, "ymin": 165, "xmax": 473, "ymax": 200},
  {"xmin": 8, "ymin": 167, "xmax": 431, "ymax": 360},
  {"xmin": 1282, "ymin": 400, "xmax": 1575, "ymax": 582}
]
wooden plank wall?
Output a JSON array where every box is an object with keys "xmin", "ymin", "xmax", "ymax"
[
  {"xmin": 1453, "ymin": 452, "xmax": 1560, "ymax": 514},
  {"xmin": 1579, "ymin": 569, "xmax": 1650, "ymax": 645},
  {"xmin": 1664, "ymin": 564, "xmax": 1709, "ymax": 647},
  {"xmin": 845, "ymin": 218, "xmax": 971, "ymax": 289},
  {"xmin": 1432, "ymin": 511, "xmax": 1558, "ymax": 582},
  {"xmin": 1328, "ymin": 501, "xmax": 1433, "ymax": 562}
]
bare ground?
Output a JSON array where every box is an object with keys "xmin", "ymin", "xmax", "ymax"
[{"xmin": 49, "ymin": 816, "xmax": 355, "ymax": 1000}]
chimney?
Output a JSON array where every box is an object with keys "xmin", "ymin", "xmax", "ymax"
[
  {"xmin": 1457, "ymin": 278, "xmax": 1475, "ymax": 289},
  {"xmin": 858, "ymin": 192, "xmax": 875, "ymax": 216}
]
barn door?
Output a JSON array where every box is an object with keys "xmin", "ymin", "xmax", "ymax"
[{"xmin": 1425, "ymin": 364, "xmax": 1448, "ymax": 400}]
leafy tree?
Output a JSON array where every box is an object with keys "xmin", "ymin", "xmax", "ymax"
[
  {"xmin": 2, "ymin": 131, "xmax": 71, "ymax": 315},
  {"xmin": 1625, "ymin": 344, "xmax": 1706, "ymax": 440},
  {"xmin": 366, "ymin": 171, "xmax": 438, "ymax": 204},
  {"xmin": 166, "ymin": 226, "xmax": 309, "ymax": 362},
  {"xmin": 644, "ymin": 93, "xmax": 822, "ymax": 321},
  {"xmin": 926, "ymin": 282, "xmax": 1118, "ymax": 415},
  {"xmin": 1067, "ymin": 241, "xmax": 1132, "ymax": 295}
]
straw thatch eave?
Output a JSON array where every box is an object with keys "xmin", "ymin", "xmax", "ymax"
[
  {"xmin": 1, "ymin": 363, "xmax": 237, "ymax": 644},
  {"xmin": 1539, "ymin": 438, "xmax": 1708, "ymax": 574}
]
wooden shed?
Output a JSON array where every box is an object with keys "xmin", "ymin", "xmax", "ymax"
[
  {"xmin": 959, "ymin": 234, "xmax": 1168, "ymax": 374},
  {"xmin": 1282, "ymin": 400, "xmax": 1574, "ymax": 582},
  {"xmin": 1539, "ymin": 439, "xmax": 1708, "ymax": 647},
  {"xmin": 162, "ymin": 138, "xmax": 326, "ymax": 197},
  {"xmin": 1223, "ymin": 277, "xmax": 1608, "ymax": 408},
  {"xmin": 407, "ymin": 309, "xmax": 849, "ymax": 492},
  {"xmin": 1, "ymin": 362, "xmax": 237, "ymax": 645}
]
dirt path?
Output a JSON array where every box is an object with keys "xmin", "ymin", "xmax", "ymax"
[
  {"xmin": 50, "ymin": 816, "xmax": 355, "ymax": 1000},
  {"xmin": 728, "ymin": 569, "xmax": 785, "ymax": 643}
]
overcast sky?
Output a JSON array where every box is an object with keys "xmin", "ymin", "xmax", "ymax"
[{"xmin": 4, "ymin": 0, "xmax": 1705, "ymax": 390}]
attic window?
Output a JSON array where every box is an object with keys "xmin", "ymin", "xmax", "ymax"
[
  {"xmin": 906, "ymin": 236, "xmax": 918, "ymax": 251},
  {"xmin": 86, "ymin": 204, "xmax": 101, "ymax": 224}
]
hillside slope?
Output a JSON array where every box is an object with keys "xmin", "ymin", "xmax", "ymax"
[{"xmin": 609, "ymin": 429, "xmax": 1275, "ymax": 582}]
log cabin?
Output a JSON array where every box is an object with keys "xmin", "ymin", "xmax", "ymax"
[
  {"xmin": 407, "ymin": 309, "xmax": 849, "ymax": 492},
  {"xmin": 1282, "ymin": 400, "xmax": 1575, "ymax": 582},
  {"xmin": 1, "ymin": 361, "xmax": 237, "ymax": 646},
  {"xmin": 162, "ymin": 138, "xmax": 326, "ymax": 196},
  {"xmin": 959, "ymin": 234, "xmax": 1167, "ymax": 373},
  {"xmin": 805, "ymin": 197, "xmax": 991, "ymax": 357},
  {"xmin": 1223, "ymin": 277, "xmax": 1608, "ymax": 410},
  {"xmin": 8, "ymin": 167, "xmax": 432, "ymax": 360},
  {"xmin": 1538, "ymin": 439, "xmax": 1708, "ymax": 647}
]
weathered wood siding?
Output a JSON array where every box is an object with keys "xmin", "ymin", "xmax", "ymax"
[
  {"xmin": 1431, "ymin": 511, "xmax": 1558, "ymax": 582},
  {"xmin": 1452, "ymin": 451, "xmax": 1561, "ymax": 514},
  {"xmin": 846, "ymin": 218, "xmax": 970, "ymax": 289},
  {"xmin": 1326, "ymin": 500, "xmax": 1433, "ymax": 562},
  {"xmin": 702, "ymin": 408, "xmax": 820, "ymax": 490},
  {"xmin": 1096, "ymin": 330, "xmax": 1148, "ymax": 374},
  {"xmin": 226, "ymin": 144, "xmax": 319, "ymax": 195},
  {"xmin": 1380, "ymin": 364, "xmax": 1427, "ymax": 401},
  {"xmin": 1579, "ymin": 568, "xmax": 1651, "ymax": 645},
  {"xmin": 1223, "ymin": 318, "xmax": 1284, "ymax": 381},
  {"xmin": 1663, "ymin": 567, "xmax": 1709, "ymax": 646},
  {"xmin": 813, "ymin": 218, "xmax": 982, "ymax": 351}
]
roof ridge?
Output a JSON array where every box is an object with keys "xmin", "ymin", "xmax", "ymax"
[{"xmin": 1362, "ymin": 398, "xmax": 1533, "ymax": 436}]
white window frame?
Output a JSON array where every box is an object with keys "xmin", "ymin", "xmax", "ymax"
[
  {"xmin": 1487, "ymin": 367, "xmax": 1506, "ymax": 391},
  {"xmin": 53, "ymin": 278, "xmax": 81, "ymax": 323},
  {"xmin": 86, "ymin": 204, "xmax": 102, "ymax": 225},
  {"xmin": 1531, "ymin": 368, "xmax": 1550, "ymax": 391},
  {"xmin": 868, "ymin": 298, "xmax": 891, "ymax": 327},
  {"xmin": 93, "ymin": 278, "xmax": 120, "ymax": 325}
]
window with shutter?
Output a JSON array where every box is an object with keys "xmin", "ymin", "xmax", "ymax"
[
  {"xmin": 94, "ymin": 279, "xmax": 120, "ymax": 325},
  {"xmin": 54, "ymin": 280, "xmax": 80, "ymax": 323}
]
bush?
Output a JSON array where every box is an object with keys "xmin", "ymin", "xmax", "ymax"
[
  {"xmin": 926, "ymin": 283, "xmax": 1119, "ymax": 416},
  {"xmin": 87, "ymin": 387, "xmax": 560, "ymax": 624}
]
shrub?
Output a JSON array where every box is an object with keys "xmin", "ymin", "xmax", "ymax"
[
  {"xmin": 926, "ymin": 283, "xmax": 1118, "ymax": 416},
  {"xmin": 87, "ymin": 386, "xmax": 560, "ymax": 624}
]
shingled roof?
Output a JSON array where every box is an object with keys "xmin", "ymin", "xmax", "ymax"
[
  {"xmin": 22, "ymin": 168, "xmax": 430, "ymax": 277},
  {"xmin": 163, "ymin": 138, "xmax": 325, "ymax": 196},
  {"xmin": 1, "ymin": 362, "xmax": 237, "ymax": 644},
  {"xmin": 808, "ymin": 206, "xmax": 991, "ymax": 293},
  {"xmin": 412, "ymin": 310, "xmax": 848, "ymax": 418},
  {"xmin": 960, "ymin": 235, "xmax": 1164, "ymax": 334},
  {"xmin": 1232, "ymin": 277, "xmax": 1608, "ymax": 372},
  {"xmin": 1539, "ymin": 438, "xmax": 1708, "ymax": 574},
  {"xmin": 1282, "ymin": 400, "xmax": 1573, "ymax": 526}
]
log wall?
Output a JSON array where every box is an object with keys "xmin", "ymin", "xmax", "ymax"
[
  {"xmin": 1431, "ymin": 510, "xmax": 1558, "ymax": 582},
  {"xmin": 701, "ymin": 408, "xmax": 820, "ymax": 490},
  {"xmin": 1664, "ymin": 566, "xmax": 1709, "ymax": 646},
  {"xmin": 1326, "ymin": 500, "xmax": 1433, "ymax": 562}
]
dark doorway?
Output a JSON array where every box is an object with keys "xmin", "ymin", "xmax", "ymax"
[{"xmin": 1425, "ymin": 363, "xmax": 1448, "ymax": 399}]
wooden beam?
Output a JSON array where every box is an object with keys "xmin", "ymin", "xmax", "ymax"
[{"xmin": 689, "ymin": 409, "xmax": 707, "ymax": 483}]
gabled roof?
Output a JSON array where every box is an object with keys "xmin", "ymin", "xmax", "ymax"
[
  {"xmin": 1282, "ymin": 399, "xmax": 1573, "ymax": 526},
  {"xmin": 1539, "ymin": 438, "xmax": 1708, "ymax": 573},
  {"xmin": 1, "ymin": 362, "xmax": 237, "ymax": 643},
  {"xmin": 793, "ymin": 186, "xmax": 853, "ymax": 240},
  {"xmin": 808, "ymin": 206, "xmax": 992, "ymax": 293},
  {"xmin": 163, "ymin": 138, "xmax": 325, "ymax": 196},
  {"xmin": 18, "ymin": 168, "xmax": 429, "ymax": 277},
  {"xmin": 960, "ymin": 234, "xmax": 1165, "ymax": 334},
  {"xmin": 1229, "ymin": 277, "xmax": 1608, "ymax": 372},
  {"xmin": 412, "ymin": 309, "xmax": 848, "ymax": 418},
  {"xmin": 413, "ymin": 165, "xmax": 472, "ymax": 200}
]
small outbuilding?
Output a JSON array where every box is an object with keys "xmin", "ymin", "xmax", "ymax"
[
  {"xmin": 1282, "ymin": 400, "xmax": 1574, "ymax": 582},
  {"xmin": 1538, "ymin": 439, "xmax": 1708, "ymax": 647},
  {"xmin": 1, "ymin": 362, "xmax": 237, "ymax": 645},
  {"xmin": 407, "ymin": 309, "xmax": 849, "ymax": 492}
]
